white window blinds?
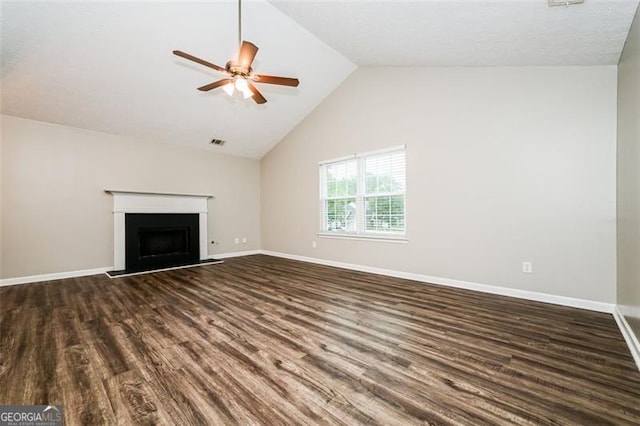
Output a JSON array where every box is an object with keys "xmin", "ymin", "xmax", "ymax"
[{"xmin": 319, "ymin": 146, "xmax": 406, "ymax": 238}]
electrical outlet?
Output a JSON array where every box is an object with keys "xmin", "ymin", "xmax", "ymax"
[
  {"xmin": 312, "ymin": 241, "xmax": 317, "ymax": 249},
  {"xmin": 522, "ymin": 262, "xmax": 533, "ymax": 274},
  {"xmin": 234, "ymin": 237, "xmax": 239, "ymax": 244},
  {"xmin": 242, "ymin": 238, "xmax": 247, "ymax": 244}
]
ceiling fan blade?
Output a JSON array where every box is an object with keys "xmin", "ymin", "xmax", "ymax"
[
  {"xmin": 254, "ymin": 74, "xmax": 300, "ymax": 87},
  {"xmin": 173, "ymin": 50, "xmax": 227, "ymax": 73},
  {"xmin": 197, "ymin": 79, "xmax": 233, "ymax": 92},
  {"xmin": 248, "ymin": 82, "xmax": 267, "ymax": 104},
  {"xmin": 238, "ymin": 41, "xmax": 259, "ymax": 69}
]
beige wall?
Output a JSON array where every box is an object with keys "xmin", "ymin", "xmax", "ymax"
[
  {"xmin": 261, "ymin": 66, "xmax": 618, "ymax": 303},
  {"xmin": 1, "ymin": 115, "xmax": 261, "ymax": 278},
  {"xmin": 618, "ymin": 7, "xmax": 640, "ymax": 337}
]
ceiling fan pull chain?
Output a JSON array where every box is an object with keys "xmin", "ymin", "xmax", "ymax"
[{"xmin": 238, "ymin": 0, "xmax": 242, "ymax": 49}]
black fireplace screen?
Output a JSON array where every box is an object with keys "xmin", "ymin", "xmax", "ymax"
[
  {"xmin": 125, "ymin": 213, "xmax": 199, "ymax": 271},
  {"xmin": 138, "ymin": 228, "xmax": 189, "ymax": 257}
]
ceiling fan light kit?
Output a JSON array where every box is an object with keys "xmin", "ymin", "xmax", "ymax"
[
  {"xmin": 230, "ymin": 76, "xmax": 253, "ymax": 99},
  {"xmin": 173, "ymin": 0, "xmax": 299, "ymax": 104}
]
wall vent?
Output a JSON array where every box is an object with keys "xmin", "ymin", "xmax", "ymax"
[
  {"xmin": 548, "ymin": 0, "xmax": 584, "ymax": 6},
  {"xmin": 210, "ymin": 139, "xmax": 226, "ymax": 146}
]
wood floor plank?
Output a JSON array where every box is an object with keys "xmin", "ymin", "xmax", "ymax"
[
  {"xmin": 61, "ymin": 344, "xmax": 118, "ymax": 425},
  {"xmin": 1, "ymin": 254, "xmax": 640, "ymax": 425},
  {"xmin": 103, "ymin": 369, "xmax": 166, "ymax": 426}
]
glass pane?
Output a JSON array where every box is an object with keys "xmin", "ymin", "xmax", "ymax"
[
  {"xmin": 364, "ymin": 151, "xmax": 406, "ymax": 195},
  {"xmin": 324, "ymin": 198, "xmax": 357, "ymax": 232},
  {"xmin": 364, "ymin": 195, "xmax": 405, "ymax": 233},
  {"xmin": 325, "ymin": 160, "xmax": 357, "ymax": 197}
]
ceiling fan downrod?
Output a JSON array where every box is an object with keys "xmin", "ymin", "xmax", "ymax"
[{"xmin": 238, "ymin": 0, "xmax": 242, "ymax": 51}]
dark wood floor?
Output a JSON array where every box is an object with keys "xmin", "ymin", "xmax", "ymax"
[{"xmin": 1, "ymin": 255, "xmax": 639, "ymax": 425}]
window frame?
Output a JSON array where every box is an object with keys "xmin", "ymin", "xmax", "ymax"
[{"xmin": 318, "ymin": 145, "xmax": 407, "ymax": 242}]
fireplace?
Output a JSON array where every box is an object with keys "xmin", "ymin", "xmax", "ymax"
[
  {"xmin": 106, "ymin": 190, "xmax": 216, "ymax": 275},
  {"xmin": 125, "ymin": 213, "xmax": 199, "ymax": 271}
]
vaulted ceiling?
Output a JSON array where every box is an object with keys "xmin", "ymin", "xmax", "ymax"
[
  {"xmin": 1, "ymin": 0, "xmax": 638, "ymax": 159},
  {"xmin": 272, "ymin": 0, "xmax": 640, "ymax": 66}
]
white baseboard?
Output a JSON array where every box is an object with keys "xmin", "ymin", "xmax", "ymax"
[
  {"xmin": 613, "ymin": 306, "xmax": 640, "ymax": 371},
  {"xmin": 0, "ymin": 250, "xmax": 261, "ymax": 287},
  {"xmin": 209, "ymin": 249, "xmax": 262, "ymax": 260},
  {"xmin": 261, "ymin": 250, "xmax": 615, "ymax": 314},
  {"xmin": 0, "ymin": 267, "xmax": 112, "ymax": 287},
  {"xmin": 0, "ymin": 250, "xmax": 615, "ymax": 316}
]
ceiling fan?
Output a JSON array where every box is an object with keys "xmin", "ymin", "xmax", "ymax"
[{"xmin": 172, "ymin": 0, "xmax": 299, "ymax": 104}]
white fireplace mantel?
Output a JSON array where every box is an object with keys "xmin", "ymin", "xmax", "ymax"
[{"xmin": 106, "ymin": 190, "xmax": 213, "ymax": 271}]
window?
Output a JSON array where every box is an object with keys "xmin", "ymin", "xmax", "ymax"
[{"xmin": 319, "ymin": 146, "xmax": 406, "ymax": 240}]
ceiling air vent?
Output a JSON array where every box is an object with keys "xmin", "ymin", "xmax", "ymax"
[
  {"xmin": 210, "ymin": 138, "xmax": 226, "ymax": 146},
  {"xmin": 548, "ymin": 0, "xmax": 584, "ymax": 6}
]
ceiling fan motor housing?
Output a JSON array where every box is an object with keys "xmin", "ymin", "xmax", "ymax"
[{"xmin": 226, "ymin": 61, "xmax": 252, "ymax": 77}]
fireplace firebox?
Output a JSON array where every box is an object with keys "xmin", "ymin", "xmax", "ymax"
[{"xmin": 125, "ymin": 213, "xmax": 200, "ymax": 272}]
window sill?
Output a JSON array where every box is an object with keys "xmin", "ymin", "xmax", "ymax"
[{"xmin": 317, "ymin": 232, "xmax": 408, "ymax": 243}]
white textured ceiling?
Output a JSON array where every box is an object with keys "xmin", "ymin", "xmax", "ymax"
[
  {"xmin": 0, "ymin": 1, "xmax": 356, "ymax": 158},
  {"xmin": 271, "ymin": 0, "xmax": 640, "ymax": 66},
  {"xmin": 1, "ymin": 1, "xmax": 638, "ymax": 159}
]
